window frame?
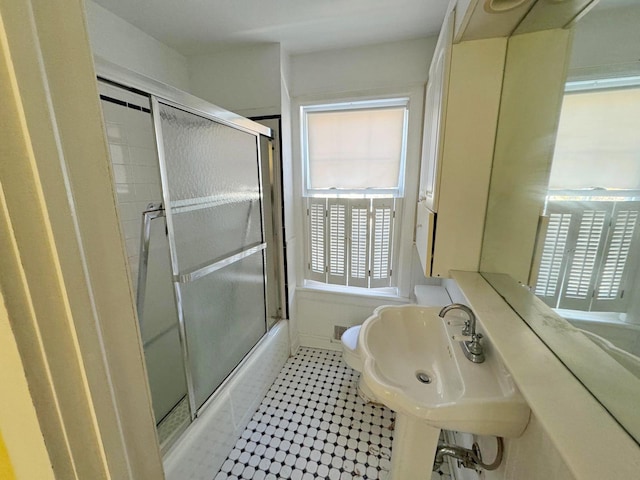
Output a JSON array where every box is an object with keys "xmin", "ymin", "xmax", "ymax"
[
  {"xmin": 300, "ymin": 97, "xmax": 410, "ymax": 291},
  {"xmin": 300, "ymin": 98, "xmax": 410, "ymax": 198}
]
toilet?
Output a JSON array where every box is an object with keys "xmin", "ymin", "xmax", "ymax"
[
  {"xmin": 340, "ymin": 323, "xmax": 378, "ymax": 403},
  {"xmin": 341, "ymin": 285, "xmax": 451, "ymax": 403}
]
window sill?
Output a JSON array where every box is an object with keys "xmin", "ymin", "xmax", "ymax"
[{"xmin": 298, "ymin": 280, "xmax": 408, "ymax": 303}]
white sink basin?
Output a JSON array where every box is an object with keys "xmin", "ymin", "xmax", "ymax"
[{"xmin": 359, "ymin": 305, "xmax": 530, "ymax": 438}]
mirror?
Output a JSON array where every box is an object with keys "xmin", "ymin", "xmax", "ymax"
[{"xmin": 480, "ymin": 0, "xmax": 640, "ymax": 444}]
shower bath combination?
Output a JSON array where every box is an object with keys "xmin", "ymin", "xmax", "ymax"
[{"xmin": 97, "ymin": 64, "xmax": 280, "ymax": 451}]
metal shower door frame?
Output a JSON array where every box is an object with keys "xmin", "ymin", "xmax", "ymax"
[
  {"xmin": 150, "ymin": 96, "xmax": 271, "ymax": 421},
  {"xmin": 96, "ymin": 58, "xmax": 274, "ymax": 427}
]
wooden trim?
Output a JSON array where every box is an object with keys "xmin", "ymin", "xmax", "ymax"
[{"xmin": 0, "ymin": 0, "xmax": 164, "ymax": 478}]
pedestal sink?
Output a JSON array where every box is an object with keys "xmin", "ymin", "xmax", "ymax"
[{"xmin": 359, "ymin": 305, "xmax": 530, "ymax": 479}]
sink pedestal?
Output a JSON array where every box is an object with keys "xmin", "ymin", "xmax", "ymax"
[
  {"xmin": 360, "ymin": 305, "xmax": 531, "ymax": 479},
  {"xmin": 388, "ymin": 413, "xmax": 441, "ymax": 480}
]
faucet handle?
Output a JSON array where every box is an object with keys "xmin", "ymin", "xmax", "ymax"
[
  {"xmin": 466, "ymin": 333, "xmax": 484, "ymax": 357},
  {"xmin": 461, "ymin": 320, "xmax": 471, "ymax": 336},
  {"xmin": 452, "ymin": 334, "xmax": 473, "ymax": 342}
]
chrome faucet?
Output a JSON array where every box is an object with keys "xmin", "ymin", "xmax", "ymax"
[{"xmin": 439, "ymin": 303, "xmax": 485, "ymax": 364}]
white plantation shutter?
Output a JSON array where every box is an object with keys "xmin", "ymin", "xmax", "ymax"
[
  {"xmin": 327, "ymin": 199, "xmax": 348, "ymax": 285},
  {"xmin": 306, "ymin": 197, "xmax": 396, "ymax": 288},
  {"xmin": 348, "ymin": 200, "xmax": 370, "ymax": 287},
  {"xmin": 307, "ymin": 198, "xmax": 327, "ymax": 282},
  {"xmin": 534, "ymin": 198, "xmax": 640, "ymax": 312},
  {"xmin": 535, "ymin": 210, "xmax": 572, "ymax": 306},
  {"xmin": 370, "ymin": 199, "xmax": 395, "ymax": 288},
  {"xmin": 592, "ymin": 202, "xmax": 640, "ymax": 312},
  {"xmin": 559, "ymin": 206, "xmax": 611, "ymax": 310}
]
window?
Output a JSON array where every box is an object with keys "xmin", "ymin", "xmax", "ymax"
[
  {"xmin": 301, "ymin": 99, "xmax": 409, "ymax": 289},
  {"xmin": 549, "ymin": 77, "xmax": 640, "ymax": 191},
  {"xmin": 534, "ymin": 78, "xmax": 640, "ymax": 313},
  {"xmin": 535, "ymin": 195, "xmax": 640, "ymax": 312}
]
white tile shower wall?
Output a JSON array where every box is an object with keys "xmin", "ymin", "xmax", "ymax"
[
  {"xmin": 164, "ymin": 321, "xmax": 290, "ymax": 480},
  {"xmin": 99, "ymin": 81, "xmax": 162, "ymax": 294}
]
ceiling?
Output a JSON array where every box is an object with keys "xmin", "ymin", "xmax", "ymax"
[{"xmin": 92, "ymin": 0, "xmax": 449, "ymax": 56}]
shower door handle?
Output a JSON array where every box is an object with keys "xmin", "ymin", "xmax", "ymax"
[{"xmin": 136, "ymin": 202, "xmax": 165, "ymax": 334}]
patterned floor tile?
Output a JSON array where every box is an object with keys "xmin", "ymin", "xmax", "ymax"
[{"xmin": 215, "ymin": 347, "xmax": 452, "ymax": 480}]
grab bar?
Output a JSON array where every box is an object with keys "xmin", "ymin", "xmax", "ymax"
[{"xmin": 136, "ymin": 202, "xmax": 165, "ymax": 332}]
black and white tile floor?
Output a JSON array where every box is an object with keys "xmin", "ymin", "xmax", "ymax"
[{"xmin": 215, "ymin": 347, "xmax": 452, "ymax": 480}]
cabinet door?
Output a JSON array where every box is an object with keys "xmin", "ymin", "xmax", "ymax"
[{"xmin": 419, "ymin": 9, "xmax": 454, "ymax": 213}]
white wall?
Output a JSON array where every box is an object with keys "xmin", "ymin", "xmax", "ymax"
[
  {"xmin": 280, "ymin": 48, "xmax": 300, "ymax": 353},
  {"xmin": 479, "ymin": 414, "xmax": 575, "ymax": 480},
  {"xmin": 84, "ymin": 1, "xmax": 190, "ymax": 91},
  {"xmin": 296, "ymin": 289, "xmax": 409, "ymax": 351},
  {"xmin": 188, "ymin": 44, "xmax": 282, "ymax": 117},
  {"xmin": 289, "ymin": 37, "xmax": 437, "ymax": 348},
  {"xmin": 290, "ymin": 37, "xmax": 436, "ymax": 97},
  {"xmin": 439, "ymin": 416, "xmax": 576, "ymax": 480}
]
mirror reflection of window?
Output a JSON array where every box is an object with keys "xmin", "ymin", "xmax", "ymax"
[
  {"xmin": 550, "ymin": 80, "xmax": 640, "ymax": 190},
  {"xmin": 534, "ymin": 79, "xmax": 640, "ymax": 329}
]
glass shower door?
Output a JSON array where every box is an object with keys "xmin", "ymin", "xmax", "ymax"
[
  {"xmin": 153, "ymin": 100, "xmax": 267, "ymax": 413},
  {"xmin": 137, "ymin": 206, "xmax": 190, "ymax": 442}
]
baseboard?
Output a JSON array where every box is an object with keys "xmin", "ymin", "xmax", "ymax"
[{"xmin": 298, "ymin": 333, "xmax": 342, "ymax": 352}]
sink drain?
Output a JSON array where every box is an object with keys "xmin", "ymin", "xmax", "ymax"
[{"xmin": 416, "ymin": 371, "xmax": 432, "ymax": 384}]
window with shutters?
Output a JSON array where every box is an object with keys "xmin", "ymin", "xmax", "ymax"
[
  {"xmin": 534, "ymin": 78, "xmax": 640, "ymax": 317},
  {"xmin": 301, "ymin": 99, "xmax": 408, "ymax": 289},
  {"xmin": 534, "ymin": 194, "xmax": 640, "ymax": 313}
]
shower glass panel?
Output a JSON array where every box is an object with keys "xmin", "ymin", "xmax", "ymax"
[
  {"xmin": 159, "ymin": 106, "xmax": 263, "ymax": 270},
  {"xmin": 155, "ymin": 101, "xmax": 267, "ymax": 412},
  {"xmin": 181, "ymin": 252, "xmax": 266, "ymax": 408},
  {"xmin": 139, "ymin": 217, "xmax": 187, "ymax": 423},
  {"xmin": 98, "ymin": 82, "xmax": 190, "ymax": 446}
]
